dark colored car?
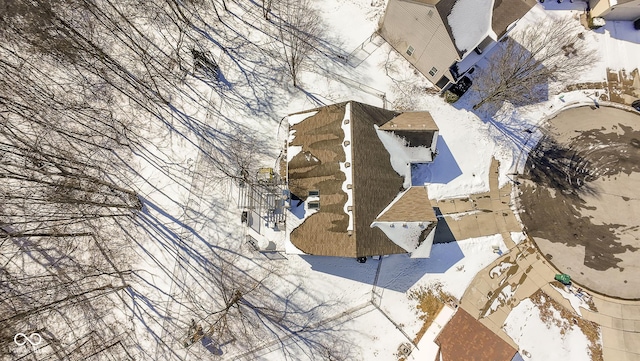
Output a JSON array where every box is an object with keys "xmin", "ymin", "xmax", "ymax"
[
  {"xmin": 449, "ymin": 76, "xmax": 472, "ymax": 97},
  {"xmin": 632, "ymin": 99, "xmax": 640, "ymax": 112}
]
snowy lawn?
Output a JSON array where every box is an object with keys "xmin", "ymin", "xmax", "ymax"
[
  {"xmin": 504, "ymin": 291, "xmax": 602, "ymax": 361},
  {"xmin": 377, "ymin": 235, "xmax": 506, "ymax": 299}
]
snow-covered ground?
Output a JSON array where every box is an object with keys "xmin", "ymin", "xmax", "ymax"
[
  {"xmin": 409, "ymin": 305, "xmax": 456, "ymax": 361},
  {"xmin": 119, "ymin": 0, "xmax": 640, "ymax": 359},
  {"xmin": 550, "ymin": 284, "xmax": 593, "ymax": 317},
  {"xmin": 504, "ymin": 299, "xmax": 592, "ymax": 361}
]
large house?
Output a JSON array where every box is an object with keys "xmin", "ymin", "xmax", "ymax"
[
  {"xmin": 380, "ymin": 0, "xmax": 536, "ymax": 90},
  {"xmin": 589, "ymin": 0, "xmax": 640, "ymax": 20},
  {"xmin": 284, "ymin": 101, "xmax": 439, "ymax": 259}
]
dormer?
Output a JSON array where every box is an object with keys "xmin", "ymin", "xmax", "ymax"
[
  {"xmin": 306, "ymin": 190, "xmax": 320, "ymax": 210},
  {"xmin": 379, "ymin": 111, "xmax": 439, "ymax": 161}
]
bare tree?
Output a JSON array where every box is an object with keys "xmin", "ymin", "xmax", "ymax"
[
  {"xmin": 471, "ymin": 17, "xmax": 597, "ymax": 110},
  {"xmin": 0, "ymin": 2, "xmax": 142, "ymax": 359},
  {"xmin": 0, "ymin": 0, "xmax": 345, "ymax": 359},
  {"xmin": 178, "ymin": 250, "xmax": 349, "ymax": 360},
  {"xmin": 262, "ymin": 0, "xmax": 274, "ymax": 20},
  {"xmin": 277, "ymin": 0, "xmax": 320, "ymax": 87}
]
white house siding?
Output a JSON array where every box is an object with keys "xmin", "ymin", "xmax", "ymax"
[
  {"xmin": 603, "ymin": 1, "xmax": 640, "ymax": 21},
  {"xmin": 381, "ymin": 0, "xmax": 460, "ymax": 87},
  {"xmin": 589, "ymin": 0, "xmax": 611, "ymax": 18},
  {"xmin": 430, "ymin": 130, "xmax": 439, "ymax": 156},
  {"xmin": 590, "ymin": 0, "xmax": 640, "ymax": 20}
]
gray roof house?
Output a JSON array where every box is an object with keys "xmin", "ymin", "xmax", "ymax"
[
  {"xmin": 284, "ymin": 101, "xmax": 439, "ymax": 258},
  {"xmin": 380, "ymin": 0, "xmax": 536, "ymax": 90},
  {"xmin": 589, "ymin": 0, "xmax": 640, "ymax": 21}
]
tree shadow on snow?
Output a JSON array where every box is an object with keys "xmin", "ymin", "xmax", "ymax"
[{"xmin": 451, "ymin": 37, "xmax": 550, "ymax": 124}]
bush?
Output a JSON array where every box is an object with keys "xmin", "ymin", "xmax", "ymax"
[
  {"xmin": 444, "ymin": 90, "xmax": 460, "ymax": 103},
  {"xmin": 588, "ymin": 17, "xmax": 605, "ymax": 29}
]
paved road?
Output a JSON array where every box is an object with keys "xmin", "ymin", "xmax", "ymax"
[{"xmin": 519, "ymin": 105, "xmax": 640, "ymax": 298}]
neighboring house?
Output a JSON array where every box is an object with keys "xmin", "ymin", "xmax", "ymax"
[
  {"xmin": 435, "ymin": 308, "xmax": 518, "ymax": 361},
  {"xmin": 380, "ymin": 0, "xmax": 536, "ymax": 90},
  {"xmin": 284, "ymin": 101, "xmax": 439, "ymax": 259},
  {"xmin": 589, "ymin": 0, "xmax": 640, "ymax": 20}
]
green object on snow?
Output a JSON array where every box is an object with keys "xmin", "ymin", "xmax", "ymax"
[
  {"xmin": 443, "ymin": 90, "xmax": 460, "ymax": 104},
  {"xmin": 555, "ymin": 273, "xmax": 571, "ymax": 284}
]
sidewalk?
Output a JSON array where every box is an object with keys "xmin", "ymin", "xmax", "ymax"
[{"xmin": 432, "ymin": 158, "xmax": 519, "ymax": 247}]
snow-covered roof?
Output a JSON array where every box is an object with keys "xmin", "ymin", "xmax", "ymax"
[
  {"xmin": 375, "ymin": 126, "xmax": 435, "ymax": 188},
  {"xmin": 410, "ymin": 305, "xmax": 457, "ymax": 360},
  {"xmin": 287, "ymin": 110, "xmax": 318, "ymax": 126},
  {"xmin": 447, "ymin": 0, "xmax": 495, "ymax": 54},
  {"xmin": 287, "ymin": 110, "xmax": 317, "ymax": 162},
  {"xmin": 286, "ymin": 101, "xmax": 406, "ymax": 257},
  {"xmin": 490, "ymin": 0, "xmax": 536, "ymax": 39},
  {"xmin": 371, "ymin": 187, "xmax": 438, "ymax": 257},
  {"xmin": 340, "ymin": 102, "xmax": 354, "ymax": 232},
  {"xmin": 370, "ymin": 220, "xmax": 437, "ymax": 257},
  {"xmin": 440, "ymin": 0, "xmax": 535, "ymax": 57}
]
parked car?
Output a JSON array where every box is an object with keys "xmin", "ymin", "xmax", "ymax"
[
  {"xmin": 632, "ymin": 99, "xmax": 640, "ymax": 112},
  {"xmin": 449, "ymin": 76, "xmax": 472, "ymax": 97}
]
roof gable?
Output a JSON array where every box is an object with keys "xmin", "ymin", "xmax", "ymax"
[
  {"xmin": 491, "ymin": 0, "xmax": 536, "ymax": 39},
  {"xmin": 375, "ymin": 187, "xmax": 437, "ymax": 222},
  {"xmin": 434, "ymin": 0, "xmax": 534, "ymax": 56},
  {"xmin": 436, "ymin": 309, "xmax": 517, "ymax": 361},
  {"xmin": 379, "ymin": 112, "xmax": 439, "ymax": 132}
]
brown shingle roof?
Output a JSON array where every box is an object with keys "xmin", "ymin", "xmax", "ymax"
[
  {"xmin": 491, "ymin": 0, "xmax": 536, "ymax": 38},
  {"xmin": 287, "ymin": 101, "xmax": 407, "ymax": 257},
  {"xmin": 379, "ymin": 112, "xmax": 439, "ymax": 131},
  {"xmin": 351, "ymin": 102, "xmax": 406, "ymax": 257},
  {"xmin": 376, "ymin": 187, "xmax": 437, "ymax": 222},
  {"xmin": 436, "ymin": 309, "xmax": 517, "ymax": 361},
  {"xmin": 405, "ymin": 0, "xmax": 441, "ymax": 5}
]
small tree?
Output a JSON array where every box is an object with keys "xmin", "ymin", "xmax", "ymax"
[
  {"xmin": 262, "ymin": 0, "xmax": 273, "ymax": 20},
  {"xmin": 277, "ymin": 0, "xmax": 320, "ymax": 87},
  {"xmin": 471, "ymin": 17, "xmax": 597, "ymax": 110}
]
